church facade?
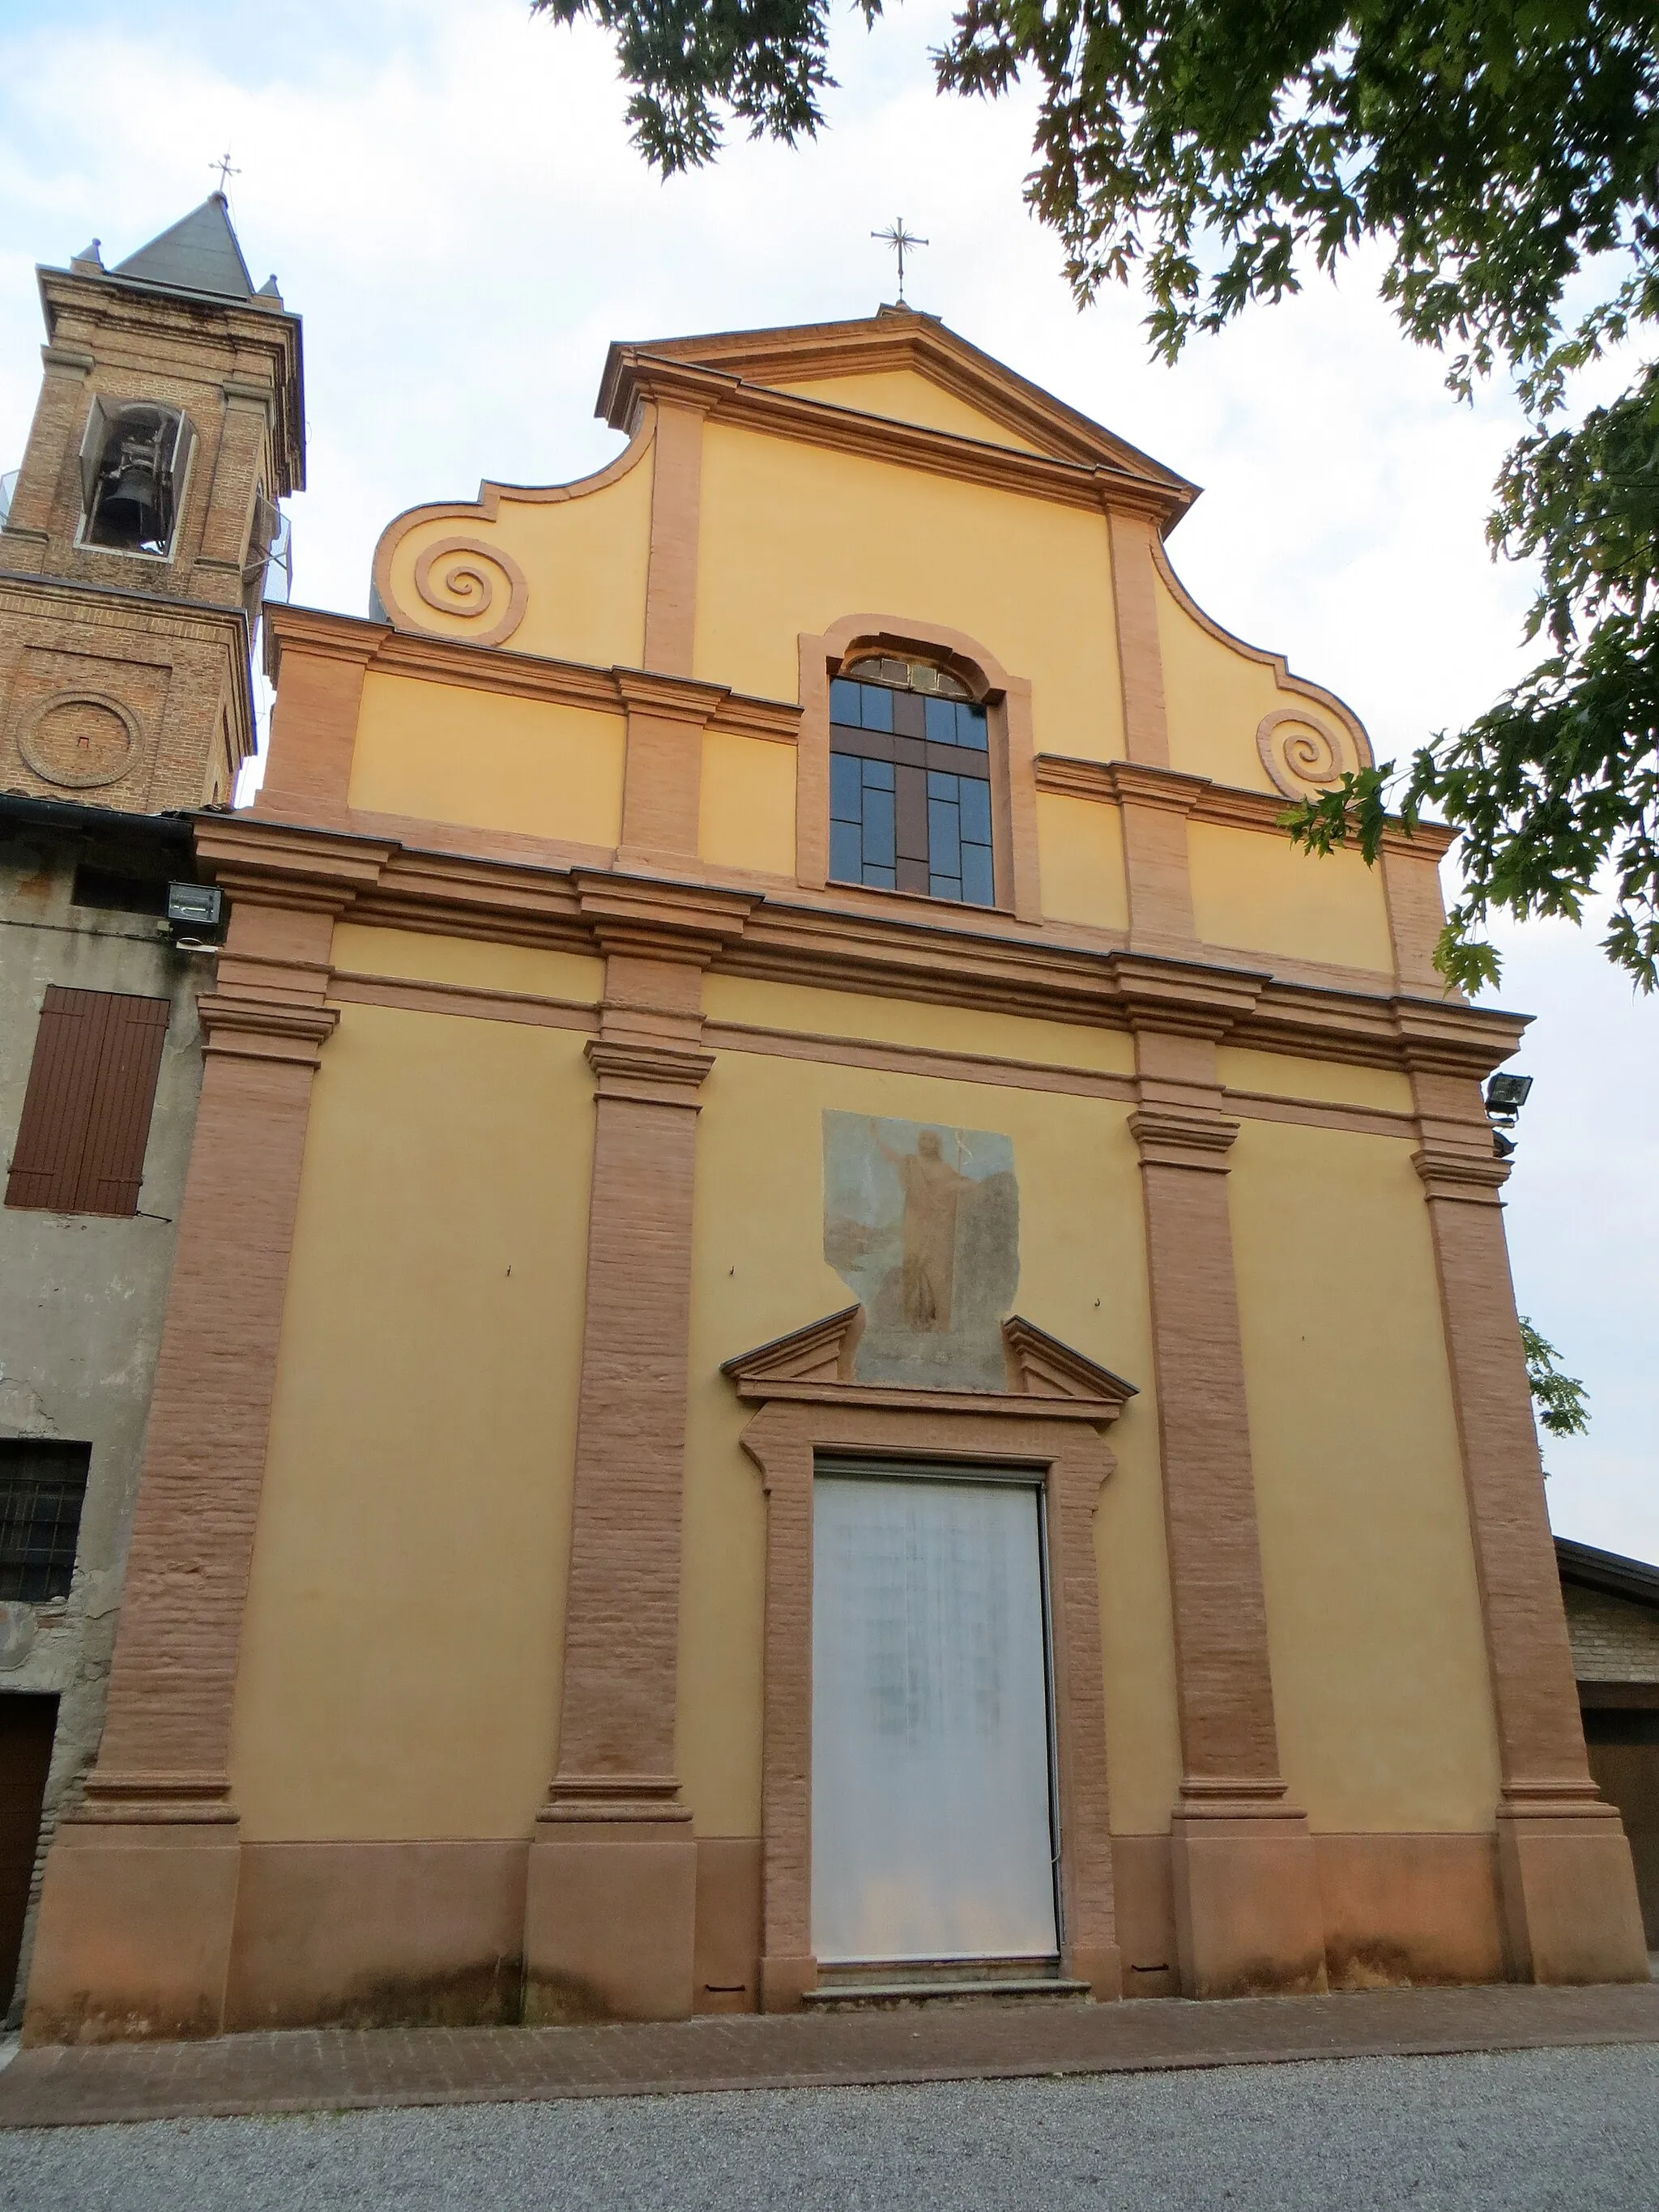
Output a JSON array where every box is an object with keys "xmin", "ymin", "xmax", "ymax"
[{"xmin": 23, "ymin": 305, "xmax": 1649, "ymax": 2037}]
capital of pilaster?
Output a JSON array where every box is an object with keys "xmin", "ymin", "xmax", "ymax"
[
  {"xmin": 1413, "ymin": 1142, "xmax": 1510, "ymax": 1204},
  {"xmin": 586, "ymin": 1034, "xmax": 715, "ymax": 1106},
  {"xmin": 1128, "ymin": 1104, "xmax": 1239, "ymax": 1170},
  {"xmin": 197, "ymin": 991, "xmax": 339, "ymax": 1068}
]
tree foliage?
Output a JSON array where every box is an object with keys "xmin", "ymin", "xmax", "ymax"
[
  {"xmin": 1519, "ymin": 1314, "xmax": 1591, "ymax": 1439},
  {"xmin": 532, "ymin": 0, "xmax": 1659, "ymax": 989}
]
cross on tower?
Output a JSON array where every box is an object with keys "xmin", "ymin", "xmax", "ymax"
[
  {"xmin": 211, "ymin": 150, "xmax": 241, "ymax": 198},
  {"xmin": 872, "ymin": 218, "xmax": 928, "ymax": 305}
]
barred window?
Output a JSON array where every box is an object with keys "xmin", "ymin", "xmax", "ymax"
[
  {"xmin": 829, "ymin": 658, "xmax": 995, "ymax": 906},
  {"xmin": 0, "ymin": 1441, "xmax": 91, "ymax": 1604}
]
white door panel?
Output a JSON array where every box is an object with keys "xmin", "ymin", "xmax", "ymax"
[{"xmin": 812, "ymin": 1472, "xmax": 1057, "ymax": 1964}]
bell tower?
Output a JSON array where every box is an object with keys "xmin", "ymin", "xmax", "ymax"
[{"xmin": 0, "ymin": 194, "xmax": 304, "ymax": 811}]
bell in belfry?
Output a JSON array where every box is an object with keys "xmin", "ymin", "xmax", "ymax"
[{"xmin": 83, "ymin": 402, "xmax": 187, "ymax": 554}]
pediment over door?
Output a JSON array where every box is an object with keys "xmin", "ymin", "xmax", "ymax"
[{"xmin": 721, "ymin": 1306, "xmax": 1137, "ymax": 1425}]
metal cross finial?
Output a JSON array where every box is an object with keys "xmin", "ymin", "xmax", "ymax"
[
  {"xmin": 211, "ymin": 150, "xmax": 241, "ymax": 198},
  {"xmin": 872, "ymin": 218, "xmax": 928, "ymax": 305}
]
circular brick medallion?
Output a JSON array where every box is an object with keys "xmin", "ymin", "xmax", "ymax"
[{"xmin": 17, "ymin": 690, "xmax": 139, "ymax": 790}]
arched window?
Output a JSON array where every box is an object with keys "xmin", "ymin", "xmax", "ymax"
[{"xmin": 828, "ymin": 654, "xmax": 995, "ymax": 906}]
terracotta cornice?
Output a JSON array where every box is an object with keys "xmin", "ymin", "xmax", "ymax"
[
  {"xmin": 194, "ymin": 815, "xmax": 394, "ymax": 910},
  {"xmin": 1114, "ymin": 953, "xmax": 1265, "ymax": 1041},
  {"xmin": 613, "ymin": 668, "xmax": 731, "ymax": 726},
  {"xmin": 1128, "ymin": 1105, "xmax": 1241, "ymax": 1170},
  {"xmin": 262, "ymin": 603, "xmax": 801, "ymax": 742},
  {"xmin": 186, "ymin": 816, "xmax": 1530, "ymax": 1079},
  {"xmin": 600, "ymin": 310, "xmax": 1199, "ymax": 507},
  {"xmin": 607, "ymin": 350, "xmax": 1190, "ymax": 525},
  {"xmin": 574, "ymin": 870, "xmax": 757, "ymax": 965},
  {"xmin": 1034, "ymin": 752, "xmax": 1459, "ymax": 858},
  {"xmin": 1392, "ymin": 998, "xmax": 1529, "ymax": 1080}
]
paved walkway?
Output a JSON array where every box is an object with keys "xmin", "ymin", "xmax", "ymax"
[{"xmin": 1, "ymin": 1981, "xmax": 1656, "ymax": 2128}]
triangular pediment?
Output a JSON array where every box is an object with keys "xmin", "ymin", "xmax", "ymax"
[
  {"xmin": 599, "ymin": 309, "xmax": 1197, "ymax": 510},
  {"xmin": 723, "ymin": 1306, "xmax": 1136, "ymax": 1421},
  {"xmin": 1000, "ymin": 1315, "xmax": 1138, "ymax": 1412},
  {"xmin": 721, "ymin": 1304, "xmax": 867, "ymax": 1393}
]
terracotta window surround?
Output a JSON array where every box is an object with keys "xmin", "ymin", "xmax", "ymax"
[
  {"xmin": 724, "ymin": 1305, "xmax": 1134, "ymax": 2010},
  {"xmin": 796, "ymin": 615, "xmax": 1042, "ymax": 926}
]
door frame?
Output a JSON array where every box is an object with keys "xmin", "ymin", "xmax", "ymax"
[{"xmin": 725, "ymin": 1306, "xmax": 1135, "ymax": 2010}]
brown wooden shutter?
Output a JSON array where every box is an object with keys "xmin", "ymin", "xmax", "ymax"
[{"xmin": 6, "ymin": 987, "xmax": 169, "ymax": 1217}]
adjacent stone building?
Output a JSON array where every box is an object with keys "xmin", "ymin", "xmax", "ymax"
[
  {"xmin": 1559, "ymin": 1538, "xmax": 1659, "ymax": 1948},
  {"xmin": 0, "ymin": 196, "xmax": 301, "ymax": 2019},
  {"xmin": 15, "ymin": 291, "xmax": 1652, "ymax": 2042}
]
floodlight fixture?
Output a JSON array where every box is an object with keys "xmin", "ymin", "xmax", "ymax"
[{"xmin": 1485, "ymin": 1072, "xmax": 1533, "ymax": 1129}]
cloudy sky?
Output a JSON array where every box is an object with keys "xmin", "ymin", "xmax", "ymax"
[{"xmin": 3, "ymin": 0, "xmax": 1653, "ymax": 1559}]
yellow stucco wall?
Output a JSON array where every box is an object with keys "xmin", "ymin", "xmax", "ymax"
[
  {"xmin": 1154, "ymin": 569, "xmax": 1286, "ymax": 792},
  {"xmin": 348, "ymin": 674, "xmax": 625, "ymax": 849},
  {"xmin": 1189, "ymin": 820, "xmax": 1394, "ymax": 974},
  {"xmin": 1036, "ymin": 791, "xmax": 1131, "ymax": 933},
  {"xmin": 228, "ymin": 997, "xmax": 595, "ymax": 1842},
  {"xmin": 1218, "ymin": 1047, "xmax": 1414, "ymax": 1115},
  {"xmin": 678, "ymin": 1021, "xmax": 1180, "ymax": 1839},
  {"xmin": 693, "ymin": 423, "xmax": 1126, "ymax": 760},
  {"xmin": 1228, "ymin": 1118, "xmax": 1501, "ymax": 1831},
  {"xmin": 698, "ymin": 731, "xmax": 797, "ymax": 877},
  {"xmin": 701, "ymin": 974, "xmax": 1137, "ymax": 1076},
  {"xmin": 330, "ymin": 923, "xmax": 603, "ymax": 1005},
  {"xmin": 773, "ymin": 370, "xmax": 1048, "ymax": 454},
  {"xmin": 378, "ymin": 434, "xmax": 652, "ymax": 668}
]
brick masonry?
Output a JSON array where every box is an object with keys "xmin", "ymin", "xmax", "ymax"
[{"xmin": 1566, "ymin": 1587, "xmax": 1659, "ymax": 1685}]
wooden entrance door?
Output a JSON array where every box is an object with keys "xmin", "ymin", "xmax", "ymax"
[
  {"xmin": 811, "ymin": 1468, "xmax": 1058, "ymax": 1967},
  {"xmin": 0, "ymin": 1695, "xmax": 57, "ymax": 2007}
]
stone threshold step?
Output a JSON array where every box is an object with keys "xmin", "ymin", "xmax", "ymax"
[{"xmin": 804, "ymin": 1978, "xmax": 1092, "ymax": 2010}]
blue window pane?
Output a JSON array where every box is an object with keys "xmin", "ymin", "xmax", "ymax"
[
  {"xmin": 863, "ymin": 787, "xmax": 896, "ymax": 868},
  {"xmin": 928, "ymin": 798, "xmax": 962, "ymax": 876},
  {"xmin": 863, "ymin": 757, "xmax": 894, "ymax": 791},
  {"xmin": 962, "ymin": 842, "xmax": 996, "ymax": 906},
  {"xmin": 830, "ymin": 820, "xmax": 863, "ymax": 883},
  {"xmin": 859, "ymin": 684, "xmax": 893, "ymax": 732},
  {"xmin": 864, "ymin": 864, "xmax": 897, "ymax": 889},
  {"xmin": 830, "ymin": 752, "xmax": 863, "ymax": 821},
  {"xmin": 924, "ymin": 697, "xmax": 957, "ymax": 746},
  {"xmin": 928, "ymin": 769, "xmax": 959, "ymax": 801},
  {"xmin": 930, "ymin": 875, "xmax": 963, "ymax": 901},
  {"xmin": 957, "ymin": 702, "xmax": 989, "ymax": 749},
  {"xmin": 958, "ymin": 778, "xmax": 992, "ymax": 843},
  {"xmin": 830, "ymin": 678, "xmax": 863, "ymax": 726}
]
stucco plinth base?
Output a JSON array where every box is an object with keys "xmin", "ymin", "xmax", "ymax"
[
  {"xmin": 1497, "ymin": 1808, "xmax": 1649, "ymax": 1984},
  {"xmin": 226, "ymin": 1839, "xmax": 528, "ymax": 2029},
  {"xmin": 759, "ymin": 1954, "xmax": 818, "ymax": 2012},
  {"xmin": 523, "ymin": 1822, "xmax": 697, "ymax": 2022},
  {"xmin": 23, "ymin": 1818, "xmax": 239, "ymax": 2044},
  {"xmin": 1171, "ymin": 1813, "xmax": 1328, "ymax": 1999},
  {"xmin": 1063, "ymin": 1943, "xmax": 1123, "ymax": 2001}
]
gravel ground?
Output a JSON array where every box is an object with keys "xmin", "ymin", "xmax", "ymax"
[{"xmin": 0, "ymin": 2044, "xmax": 1656, "ymax": 2211}]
